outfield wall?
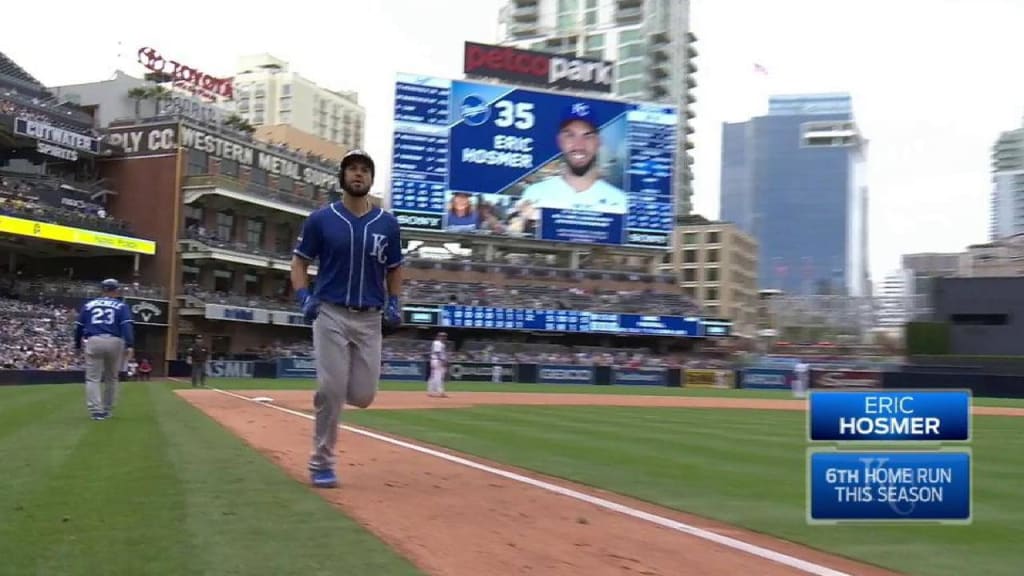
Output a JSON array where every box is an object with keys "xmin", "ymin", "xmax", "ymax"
[{"xmin": 10, "ymin": 360, "xmax": 1023, "ymax": 398}]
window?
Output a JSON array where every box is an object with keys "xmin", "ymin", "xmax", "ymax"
[
  {"xmin": 184, "ymin": 205, "xmax": 203, "ymax": 230},
  {"xmin": 278, "ymin": 175, "xmax": 294, "ymax": 193},
  {"xmin": 213, "ymin": 271, "xmax": 232, "ymax": 293},
  {"xmin": 280, "ymin": 110, "xmax": 291, "ymax": 123},
  {"xmin": 617, "ymin": 60, "xmax": 643, "ymax": 78},
  {"xmin": 187, "ymin": 149, "xmax": 208, "ymax": 175},
  {"xmin": 246, "ymin": 218, "xmax": 265, "ymax": 248},
  {"xmin": 586, "ymin": 34, "xmax": 604, "ymax": 51},
  {"xmin": 619, "ymin": 29, "xmax": 643, "ymax": 44},
  {"xmin": 617, "ymin": 78, "xmax": 644, "ymax": 96},
  {"xmin": 245, "ymin": 274, "xmax": 261, "ymax": 296},
  {"xmin": 281, "ymin": 84, "xmax": 291, "ymax": 96},
  {"xmin": 220, "ymin": 158, "xmax": 238, "ymax": 178},
  {"xmin": 706, "ymin": 248, "xmax": 719, "ymax": 263},
  {"xmin": 683, "ymin": 249, "xmax": 697, "ymax": 264},
  {"xmin": 682, "ymin": 232, "xmax": 699, "ymax": 245},
  {"xmin": 705, "ymin": 267, "xmax": 719, "ymax": 282},
  {"xmin": 683, "ymin": 268, "xmax": 696, "ymax": 282},
  {"xmin": 216, "ymin": 211, "xmax": 234, "ymax": 242},
  {"xmin": 276, "ymin": 222, "xmax": 294, "ymax": 254},
  {"xmin": 707, "ymin": 231, "xmax": 720, "ymax": 244},
  {"xmin": 705, "ymin": 287, "xmax": 719, "ymax": 302}
]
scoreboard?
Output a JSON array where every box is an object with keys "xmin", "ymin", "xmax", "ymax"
[{"xmin": 432, "ymin": 305, "xmax": 709, "ymax": 337}]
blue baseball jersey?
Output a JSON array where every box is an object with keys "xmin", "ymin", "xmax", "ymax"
[
  {"xmin": 293, "ymin": 202, "xmax": 403, "ymax": 308},
  {"xmin": 75, "ymin": 297, "xmax": 134, "ymax": 348}
]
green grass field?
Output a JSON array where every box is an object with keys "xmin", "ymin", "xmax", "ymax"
[{"xmin": 2, "ymin": 379, "xmax": 1022, "ymax": 576}]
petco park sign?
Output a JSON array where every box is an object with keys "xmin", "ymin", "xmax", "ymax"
[
  {"xmin": 137, "ymin": 47, "xmax": 234, "ymax": 100},
  {"xmin": 463, "ymin": 41, "xmax": 613, "ymax": 93}
]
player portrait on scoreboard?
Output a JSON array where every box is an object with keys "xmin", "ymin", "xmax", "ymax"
[{"xmin": 516, "ymin": 101, "xmax": 628, "ymax": 217}]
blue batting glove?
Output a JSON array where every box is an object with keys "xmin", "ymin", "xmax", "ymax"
[
  {"xmin": 296, "ymin": 288, "xmax": 320, "ymax": 323},
  {"xmin": 383, "ymin": 295, "xmax": 402, "ymax": 329}
]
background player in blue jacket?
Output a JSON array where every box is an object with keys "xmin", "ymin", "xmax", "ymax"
[
  {"xmin": 74, "ymin": 278, "xmax": 134, "ymax": 420},
  {"xmin": 290, "ymin": 149, "xmax": 404, "ymax": 489}
]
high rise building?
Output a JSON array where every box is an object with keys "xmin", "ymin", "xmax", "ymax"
[
  {"xmin": 719, "ymin": 93, "xmax": 869, "ymax": 297},
  {"xmin": 495, "ymin": 0, "xmax": 697, "ymax": 219},
  {"xmin": 230, "ymin": 54, "xmax": 365, "ymax": 161},
  {"xmin": 900, "ymin": 252, "xmax": 963, "ymax": 320},
  {"xmin": 876, "ymin": 269, "xmax": 913, "ymax": 327},
  {"xmin": 990, "ymin": 124, "xmax": 1024, "ymax": 239}
]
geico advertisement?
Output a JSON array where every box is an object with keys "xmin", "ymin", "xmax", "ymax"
[
  {"xmin": 390, "ymin": 73, "xmax": 677, "ymax": 248},
  {"xmin": 537, "ymin": 365, "xmax": 594, "ymax": 384},
  {"xmin": 447, "ymin": 363, "xmax": 516, "ymax": 382}
]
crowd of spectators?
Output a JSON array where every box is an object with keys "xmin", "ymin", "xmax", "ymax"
[
  {"xmin": 180, "ymin": 279, "xmax": 699, "ymax": 317},
  {"xmin": 0, "ymin": 173, "xmax": 132, "ymax": 236},
  {"xmin": 0, "ymin": 297, "xmax": 80, "ymax": 370}
]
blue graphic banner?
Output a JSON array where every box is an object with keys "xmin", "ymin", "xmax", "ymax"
[
  {"xmin": 612, "ymin": 368, "xmax": 667, "ymax": 386},
  {"xmin": 808, "ymin": 450, "xmax": 972, "ymax": 523},
  {"xmin": 390, "ymin": 73, "xmax": 678, "ymax": 248},
  {"xmin": 740, "ymin": 368, "xmax": 793, "ymax": 390},
  {"xmin": 276, "ymin": 357, "xmax": 317, "ymax": 379},
  {"xmin": 205, "ymin": 360, "xmax": 255, "ymax": 378},
  {"xmin": 809, "ymin": 390, "xmax": 972, "ymax": 443},
  {"xmin": 537, "ymin": 364, "xmax": 594, "ymax": 385}
]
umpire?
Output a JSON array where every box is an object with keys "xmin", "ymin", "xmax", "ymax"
[{"xmin": 187, "ymin": 335, "xmax": 210, "ymax": 387}]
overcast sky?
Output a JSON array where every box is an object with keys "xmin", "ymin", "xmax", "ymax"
[{"xmin": 4, "ymin": 0, "xmax": 1022, "ymax": 284}]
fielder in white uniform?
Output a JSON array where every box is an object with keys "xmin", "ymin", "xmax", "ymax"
[
  {"xmin": 428, "ymin": 332, "xmax": 448, "ymax": 397},
  {"xmin": 793, "ymin": 361, "xmax": 809, "ymax": 398},
  {"xmin": 518, "ymin": 101, "xmax": 628, "ymax": 215}
]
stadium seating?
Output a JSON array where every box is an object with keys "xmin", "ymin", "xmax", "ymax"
[
  {"xmin": 0, "ymin": 297, "xmax": 81, "ymax": 370},
  {"xmin": 0, "ymin": 173, "xmax": 132, "ymax": 235}
]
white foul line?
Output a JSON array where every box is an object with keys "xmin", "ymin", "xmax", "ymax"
[{"xmin": 210, "ymin": 388, "xmax": 852, "ymax": 576}]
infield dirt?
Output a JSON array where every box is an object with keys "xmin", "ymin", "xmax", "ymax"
[{"xmin": 179, "ymin": 390, "xmax": 913, "ymax": 576}]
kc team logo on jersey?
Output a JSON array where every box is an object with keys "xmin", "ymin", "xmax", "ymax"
[{"xmin": 370, "ymin": 233, "xmax": 388, "ymax": 264}]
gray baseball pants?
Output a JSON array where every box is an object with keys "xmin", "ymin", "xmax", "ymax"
[
  {"xmin": 308, "ymin": 303, "xmax": 382, "ymax": 472},
  {"xmin": 84, "ymin": 335, "xmax": 125, "ymax": 415}
]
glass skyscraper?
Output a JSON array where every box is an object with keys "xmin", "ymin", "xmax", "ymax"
[{"xmin": 720, "ymin": 93, "xmax": 869, "ymax": 297}]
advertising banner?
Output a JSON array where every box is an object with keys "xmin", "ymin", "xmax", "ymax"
[
  {"xmin": 125, "ymin": 297, "xmax": 169, "ymax": 326},
  {"xmin": 810, "ymin": 369, "xmax": 882, "ymax": 389},
  {"xmin": 270, "ymin": 310, "xmax": 312, "ymax": 327},
  {"xmin": 685, "ymin": 368, "xmax": 736, "ymax": 389},
  {"xmin": 447, "ymin": 362, "xmax": 517, "ymax": 382},
  {"xmin": 463, "ymin": 41, "xmax": 614, "ymax": 94},
  {"xmin": 537, "ymin": 364, "xmax": 594, "ymax": 385},
  {"xmin": 390, "ymin": 73, "xmax": 677, "ymax": 248},
  {"xmin": 0, "ymin": 213, "xmax": 155, "ymax": 255},
  {"xmin": 276, "ymin": 357, "xmax": 317, "ymax": 379},
  {"xmin": 740, "ymin": 368, "xmax": 793, "ymax": 390},
  {"xmin": 380, "ymin": 360, "xmax": 427, "ymax": 381},
  {"xmin": 612, "ymin": 367, "xmax": 667, "ymax": 386},
  {"xmin": 204, "ymin": 304, "xmax": 271, "ymax": 324},
  {"xmin": 205, "ymin": 360, "xmax": 255, "ymax": 378}
]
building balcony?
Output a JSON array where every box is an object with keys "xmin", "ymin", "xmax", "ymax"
[
  {"xmin": 182, "ymin": 174, "xmax": 322, "ymax": 217},
  {"xmin": 513, "ymin": 5, "xmax": 538, "ymax": 21},
  {"xmin": 508, "ymin": 22, "xmax": 540, "ymax": 37},
  {"xmin": 686, "ymin": 75, "xmax": 697, "ymax": 88},
  {"xmin": 650, "ymin": 31, "xmax": 670, "ymax": 45},
  {"xmin": 616, "ymin": 7, "xmax": 643, "ymax": 23},
  {"xmin": 649, "ymin": 61, "xmax": 670, "ymax": 80},
  {"xmin": 686, "ymin": 107, "xmax": 696, "ymax": 119},
  {"xmin": 512, "ymin": 0, "xmax": 537, "ymax": 6}
]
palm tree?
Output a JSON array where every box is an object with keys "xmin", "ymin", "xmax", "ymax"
[
  {"xmin": 127, "ymin": 87, "xmax": 148, "ymax": 119},
  {"xmin": 146, "ymin": 85, "xmax": 172, "ymax": 116}
]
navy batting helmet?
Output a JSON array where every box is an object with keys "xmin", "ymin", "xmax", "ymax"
[{"xmin": 339, "ymin": 149, "xmax": 375, "ymax": 179}]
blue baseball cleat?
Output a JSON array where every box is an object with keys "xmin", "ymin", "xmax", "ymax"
[{"xmin": 310, "ymin": 469, "xmax": 338, "ymax": 488}]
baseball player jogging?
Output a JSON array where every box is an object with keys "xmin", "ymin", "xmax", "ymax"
[
  {"xmin": 428, "ymin": 331, "xmax": 448, "ymax": 397},
  {"xmin": 74, "ymin": 279, "xmax": 134, "ymax": 420},
  {"xmin": 291, "ymin": 149, "xmax": 404, "ymax": 489},
  {"xmin": 793, "ymin": 360, "xmax": 809, "ymax": 399}
]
